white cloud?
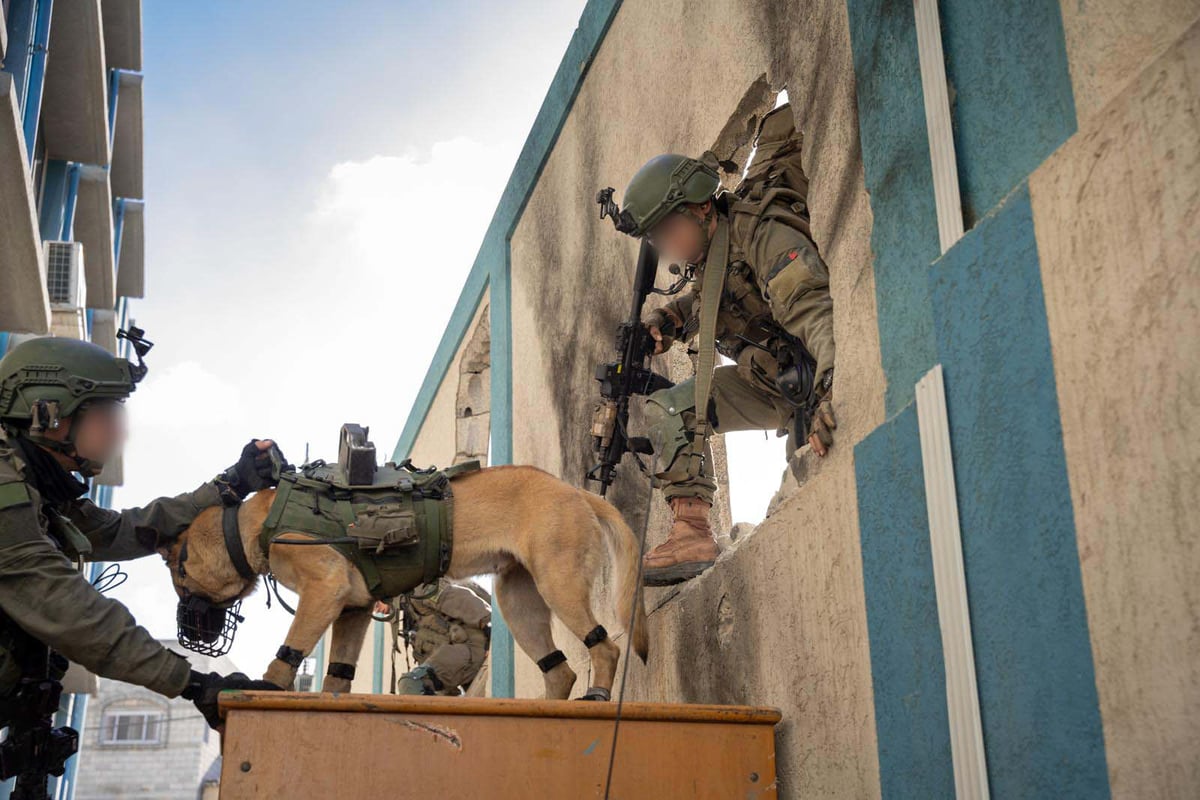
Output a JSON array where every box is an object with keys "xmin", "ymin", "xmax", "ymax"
[{"xmin": 311, "ymin": 137, "xmax": 516, "ymax": 277}]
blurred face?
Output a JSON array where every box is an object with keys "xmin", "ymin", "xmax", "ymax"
[
  {"xmin": 646, "ymin": 202, "xmax": 711, "ymax": 264},
  {"xmin": 68, "ymin": 400, "xmax": 128, "ymax": 466}
]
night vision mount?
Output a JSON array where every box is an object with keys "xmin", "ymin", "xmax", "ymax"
[
  {"xmin": 117, "ymin": 326, "xmax": 153, "ymax": 384},
  {"xmin": 596, "ymin": 187, "xmax": 639, "ymax": 235}
]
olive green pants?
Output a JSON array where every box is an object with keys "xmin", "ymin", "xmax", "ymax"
[
  {"xmin": 645, "ymin": 365, "xmax": 797, "ymax": 504},
  {"xmin": 398, "ymin": 639, "xmax": 487, "ymax": 695}
]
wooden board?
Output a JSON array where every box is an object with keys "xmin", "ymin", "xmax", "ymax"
[{"xmin": 219, "ymin": 692, "xmax": 781, "ymax": 798}]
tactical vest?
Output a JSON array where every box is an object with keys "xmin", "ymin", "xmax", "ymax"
[{"xmin": 259, "ymin": 460, "xmax": 480, "ymax": 600}]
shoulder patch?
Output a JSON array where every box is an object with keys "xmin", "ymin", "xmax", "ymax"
[{"xmin": 0, "ymin": 481, "xmax": 32, "ymax": 511}]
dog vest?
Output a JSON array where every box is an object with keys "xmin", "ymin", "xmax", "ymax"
[{"xmin": 258, "ymin": 459, "xmax": 479, "ymax": 599}]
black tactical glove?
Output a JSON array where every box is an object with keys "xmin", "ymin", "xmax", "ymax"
[
  {"xmin": 216, "ymin": 439, "xmax": 289, "ymax": 504},
  {"xmin": 181, "ymin": 669, "xmax": 282, "ymax": 730},
  {"xmin": 807, "ymin": 370, "xmax": 836, "ymax": 457}
]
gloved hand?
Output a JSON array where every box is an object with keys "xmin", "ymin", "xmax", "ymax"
[
  {"xmin": 181, "ymin": 669, "xmax": 282, "ymax": 730},
  {"xmin": 807, "ymin": 371, "xmax": 836, "ymax": 457},
  {"xmin": 643, "ymin": 308, "xmax": 679, "ymax": 355},
  {"xmin": 216, "ymin": 439, "xmax": 289, "ymax": 504}
]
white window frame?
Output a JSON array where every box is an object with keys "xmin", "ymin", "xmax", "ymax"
[{"xmin": 100, "ymin": 709, "xmax": 165, "ymax": 746}]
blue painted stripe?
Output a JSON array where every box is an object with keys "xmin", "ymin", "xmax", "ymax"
[
  {"xmin": 20, "ymin": 0, "xmax": 53, "ymax": 162},
  {"xmin": 855, "ymin": 403, "xmax": 955, "ymax": 799},
  {"xmin": 929, "ymin": 185, "xmax": 1108, "ymax": 798},
  {"xmin": 0, "ymin": 333, "xmax": 10, "ymax": 356},
  {"xmin": 312, "ymin": 634, "xmax": 325, "ymax": 692},
  {"xmin": 2, "ymin": 0, "xmax": 38, "ymax": 115},
  {"xmin": 846, "ymin": 0, "xmax": 940, "ymax": 416},
  {"xmin": 38, "ymin": 159, "xmax": 70, "ymax": 240},
  {"xmin": 939, "ymin": 0, "xmax": 1077, "ymax": 226},
  {"xmin": 60, "ymin": 162, "xmax": 81, "ymax": 240},
  {"xmin": 107, "ymin": 69, "xmax": 122, "ymax": 150},
  {"xmin": 372, "ymin": 619, "xmax": 385, "ymax": 693}
]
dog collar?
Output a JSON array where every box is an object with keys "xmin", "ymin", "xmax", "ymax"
[{"xmin": 223, "ymin": 503, "xmax": 257, "ymax": 581}]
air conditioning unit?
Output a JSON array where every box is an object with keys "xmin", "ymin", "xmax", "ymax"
[{"xmin": 44, "ymin": 241, "xmax": 86, "ymax": 308}]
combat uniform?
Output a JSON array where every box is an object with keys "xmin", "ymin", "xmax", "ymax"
[
  {"xmin": 605, "ymin": 105, "xmax": 837, "ymax": 585},
  {"xmin": 644, "ymin": 195, "xmax": 835, "ymax": 504},
  {"xmin": 0, "ymin": 429, "xmax": 223, "ymax": 699},
  {"xmin": 396, "ymin": 579, "xmax": 490, "ymax": 695},
  {"xmin": 0, "ymin": 334, "xmax": 284, "ymax": 750}
]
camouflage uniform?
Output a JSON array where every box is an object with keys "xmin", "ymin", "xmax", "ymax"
[
  {"xmin": 644, "ymin": 197, "xmax": 834, "ymax": 504},
  {"xmin": 396, "ymin": 579, "xmax": 490, "ymax": 695},
  {"xmin": 0, "ymin": 428, "xmax": 223, "ymax": 700}
]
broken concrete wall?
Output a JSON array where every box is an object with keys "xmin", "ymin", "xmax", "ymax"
[{"xmin": 407, "ymin": 297, "xmax": 491, "ymax": 470}]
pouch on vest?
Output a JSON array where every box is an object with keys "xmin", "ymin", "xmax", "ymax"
[{"xmin": 352, "ymin": 507, "xmax": 418, "ymax": 554}]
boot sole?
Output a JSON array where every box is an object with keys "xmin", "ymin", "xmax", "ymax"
[{"xmin": 643, "ymin": 560, "xmax": 716, "ymax": 587}]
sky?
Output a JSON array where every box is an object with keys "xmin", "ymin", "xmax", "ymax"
[{"xmin": 109, "ymin": 0, "xmax": 785, "ymax": 680}]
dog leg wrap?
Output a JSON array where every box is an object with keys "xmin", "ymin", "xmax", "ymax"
[
  {"xmin": 536, "ymin": 650, "xmax": 568, "ymax": 673},
  {"xmin": 327, "ymin": 662, "xmax": 356, "ymax": 681},
  {"xmin": 579, "ymin": 687, "xmax": 611, "ymax": 702},
  {"xmin": 275, "ymin": 645, "xmax": 305, "ymax": 668},
  {"xmin": 583, "ymin": 625, "xmax": 608, "ymax": 649}
]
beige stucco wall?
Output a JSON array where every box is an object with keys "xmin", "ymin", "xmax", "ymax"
[
  {"xmin": 1060, "ymin": 0, "xmax": 1200, "ymax": 124},
  {"xmin": 1031, "ymin": 17, "xmax": 1200, "ymax": 797},
  {"xmin": 506, "ymin": 0, "xmax": 885, "ymax": 795}
]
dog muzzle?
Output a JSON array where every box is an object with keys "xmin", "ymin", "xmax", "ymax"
[{"xmin": 176, "ymin": 592, "xmax": 244, "ymax": 657}]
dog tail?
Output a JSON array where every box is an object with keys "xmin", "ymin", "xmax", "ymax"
[{"xmin": 583, "ymin": 492, "xmax": 649, "ymax": 663}]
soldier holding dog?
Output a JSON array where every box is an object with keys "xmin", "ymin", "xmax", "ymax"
[{"xmin": 0, "ymin": 334, "xmax": 284, "ymax": 750}]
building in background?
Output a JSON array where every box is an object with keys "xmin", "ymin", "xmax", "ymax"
[
  {"xmin": 1, "ymin": 1, "xmax": 146, "ymax": 797},
  {"xmin": 71, "ymin": 642, "xmax": 233, "ymax": 800},
  {"xmin": 319, "ymin": 1, "xmax": 1197, "ymax": 798}
]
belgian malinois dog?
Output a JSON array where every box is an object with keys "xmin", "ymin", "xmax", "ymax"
[{"xmin": 159, "ymin": 465, "xmax": 648, "ymax": 699}]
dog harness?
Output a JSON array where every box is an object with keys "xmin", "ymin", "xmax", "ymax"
[{"xmin": 258, "ymin": 459, "xmax": 479, "ymax": 599}]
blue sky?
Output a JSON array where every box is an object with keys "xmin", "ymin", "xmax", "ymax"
[{"xmin": 112, "ymin": 0, "xmax": 588, "ymax": 677}]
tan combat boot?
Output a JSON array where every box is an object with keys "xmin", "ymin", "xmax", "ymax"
[{"xmin": 643, "ymin": 497, "xmax": 719, "ymax": 586}]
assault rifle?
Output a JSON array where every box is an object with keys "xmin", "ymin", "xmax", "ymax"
[
  {"xmin": 586, "ymin": 189, "xmax": 677, "ymax": 496},
  {"xmin": 0, "ymin": 653, "xmax": 79, "ymax": 800}
]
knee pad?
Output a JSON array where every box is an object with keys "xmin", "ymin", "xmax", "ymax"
[{"xmin": 645, "ymin": 383, "xmax": 698, "ymax": 481}]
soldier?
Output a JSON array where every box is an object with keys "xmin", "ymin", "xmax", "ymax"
[
  {"xmin": 606, "ymin": 107, "xmax": 837, "ymax": 586},
  {"xmin": 0, "ymin": 335, "xmax": 283, "ymax": 743},
  {"xmin": 384, "ymin": 578, "xmax": 491, "ymax": 696}
]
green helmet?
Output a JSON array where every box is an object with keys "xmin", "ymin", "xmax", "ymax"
[
  {"xmin": 0, "ymin": 334, "xmax": 148, "ymax": 428},
  {"xmin": 611, "ymin": 154, "xmax": 721, "ymax": 238}
]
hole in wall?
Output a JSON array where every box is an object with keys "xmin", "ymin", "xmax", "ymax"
[{"xmin": 720, "ymin": 86, "xmax": 796, "ymax": 527}]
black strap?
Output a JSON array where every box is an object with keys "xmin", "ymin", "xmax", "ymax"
[
  {"xmin": 536, "ymin": 650, "xmax": 567, "ymax": 673},
  {"xmin": 327, "ymin": 662, "xmax": 356, "ymax": 681},
  {"xmin": 266, "ymin": 575, "xmax": 297, "ymax": 615},
  {"xmin": 223, "ymin": 504, "xmax": 257, "ymax": 581},
  {"xmin": 275, "ymin": 645, "xmax": 305, "ymax": 668},
  {"xmin": 583, "ymin": 625, "xmax": 608, "ymax": 649}
]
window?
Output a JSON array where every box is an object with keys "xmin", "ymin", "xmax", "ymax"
[{"xmin": 101, "ymin": 710, "xmax": 164, "ymax": 745}]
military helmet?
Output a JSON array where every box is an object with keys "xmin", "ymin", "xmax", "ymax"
[
  {"xmin": 617, "ymin": 154, "xmax": 721, "ymax": 237},
  {"xmin": 0, "ymin": 335, "xmax": 146, "ymax": 428}
]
